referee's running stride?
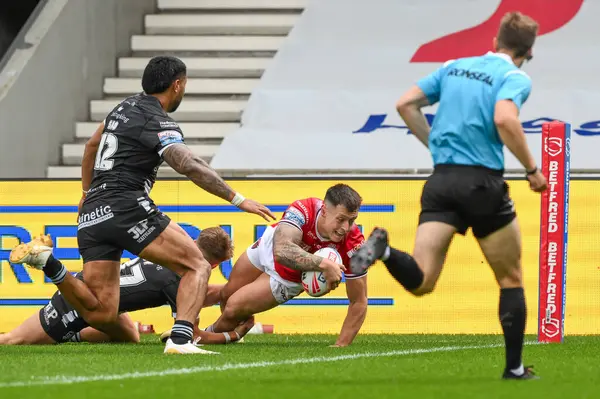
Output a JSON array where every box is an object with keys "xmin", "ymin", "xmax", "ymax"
[{"xmin": 351, "ymin": 11, "xmax": 547, "ymax": 380}]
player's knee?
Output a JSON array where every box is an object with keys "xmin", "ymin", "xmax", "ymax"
[
  {"xmin": 221, "ymin": 301, "xmax": 249, "ymax": 322},
  {"xmin": 176, "ymin": 262, "xmax": 211, "ymax": 287},
  {"xmin": 410, "ymin": 277, "xmax": 437, "ymax": 296},
  {"xmin": 496, "ymin": 266, "xmax": 522, "ymax": 288},
  {"xmin": 179, "ymin": 252, "xmax": 212, "ymax": 276},
  {"xmin": 411, "ymin": 286, "xmax": 434, "ymax": 297},
  {"xmin": 221, "ymin": 304, "xmax": 239, "ymax": 321},
  {"xmin": 411, "ymin": 281, "xmax": 436, "ymax": 297},
  {"xmin": 194, "ymin": 262, "xmax": 212, "ymax": 282}
]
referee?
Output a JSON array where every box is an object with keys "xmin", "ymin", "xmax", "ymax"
[{"xmin": 351, "ymin": 12, "xmax": 546, "ymax": 380}]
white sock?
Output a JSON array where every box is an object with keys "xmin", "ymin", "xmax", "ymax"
[
  {"xmin": 38, "ymin": 250, "xmax": 52, "ymax": 267},
  {"xmin": 381, "ymin": 246, "xmax": 391, "ymax": 261},
  {"xmin": 510, "ymin": 364, "xmax": 524, "ymax": 376}
]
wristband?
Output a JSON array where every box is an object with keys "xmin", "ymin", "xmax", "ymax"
[
  {"xmin": 525, "ymin": 166, "xmax": 538, "ymax": 176},
  {"xmin": 223, "ymin": 332, "xmax": 231, "ymax": 344},
  {"xmin": 234, "ymin": 331, "xmax": 241, "ymax": 341},
  {"xmin": 231, "ymin": 192, "xmax": 245, "ymax": 207}
]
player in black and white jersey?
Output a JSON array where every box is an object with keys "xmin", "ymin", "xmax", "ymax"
[
  {"xmin": 10, "ymin": 56, "xmax": 275, "ymax": 354},
  {"xmin": 2, "ymin": 228, "xmax": 253, "ymax": 347}
]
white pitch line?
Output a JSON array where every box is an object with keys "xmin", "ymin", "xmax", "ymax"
[{"xmin": 0, "ymin": 341, "xmax": 539, "ymax": 388}]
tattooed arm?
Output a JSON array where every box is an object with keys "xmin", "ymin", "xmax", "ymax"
[
  {"xmin": 272, "ymin": 223, "xmax": 323, "ymax": 272},
  {"xmin": 273, "ymin": 223, "xmax": 345, "ymax": 291},
  {"xmin": 162, "ymin": 144, "xmax": 235, "ymax": 202}
]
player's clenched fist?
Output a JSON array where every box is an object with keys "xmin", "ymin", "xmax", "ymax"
[{"xmin": 527, "ymin": 168, "xmax": 548, "ymax": 193}]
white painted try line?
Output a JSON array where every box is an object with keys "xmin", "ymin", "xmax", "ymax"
[{"xmin": 0, "ymin": 341, "xmax": 540, "ymax": 388}]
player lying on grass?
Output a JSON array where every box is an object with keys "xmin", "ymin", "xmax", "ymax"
[
  {"xmin": 199, "ymin": 184, "xmax": 368, "ymax": 347},
  {"xmin": 3, "ymin": 228, "xmax": 252, "ymax": 348}
]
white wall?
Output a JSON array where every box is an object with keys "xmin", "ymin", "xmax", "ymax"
[
  {"xmin": 0, "ymin": 0, "xmax": 155, "ymax": 178},
  {"xmin": 212, "ymin": 0, "xmax": 599, "ymax": 173}
]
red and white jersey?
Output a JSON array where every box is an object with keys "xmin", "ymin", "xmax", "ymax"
[{"xmin": 272, "ymin": 197, "xmax": 366, "ymax": 283}]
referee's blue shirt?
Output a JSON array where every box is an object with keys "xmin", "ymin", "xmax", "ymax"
[{"xmin": 416, "ymin": 52, "xmax": 532, "ymax": 171}]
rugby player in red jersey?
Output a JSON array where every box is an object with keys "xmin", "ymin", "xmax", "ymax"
[{"xmin": 206, "ymin": 184, "xmax": 368, "ymax": 347}]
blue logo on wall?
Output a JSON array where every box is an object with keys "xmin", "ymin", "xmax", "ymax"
[{"xmin": 353, "ymin": 114, "xmax": 600, "ymax": 136}]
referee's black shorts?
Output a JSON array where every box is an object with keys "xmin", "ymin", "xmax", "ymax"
[{"xmin": 419, "ymin": 164, "xmax": 516, "ymax": 238}]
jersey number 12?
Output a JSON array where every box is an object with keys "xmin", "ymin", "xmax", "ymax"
[{"xmin": 94, "ymin": 133, "xmax": 119, "ymax": 171}]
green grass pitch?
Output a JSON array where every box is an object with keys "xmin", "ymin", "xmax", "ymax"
[{"xmin": 0, "ymin": 334, "xmax": 598, "ymax": 399}]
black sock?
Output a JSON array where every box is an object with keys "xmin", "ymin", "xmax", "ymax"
[
  {"xmin": 383, "ymin": 247, "xmax": 424, "ymax": 291},
  {"xmin": 499, "ymin": 287, "xmax": 526, "ymax": 371},
  {"xmin": 42, "ymin": 255, "xmax": 68, "ymax": 285},
  {"xmin": 170, "ymin": 320, "xmax": 194, "ymax": 345}
]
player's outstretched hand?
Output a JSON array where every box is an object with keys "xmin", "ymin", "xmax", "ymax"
[
  {"xmin": 234, "ymin": 316, "xmax": 256, "ymax": 339},
  {"xmin": 319, "ymin": 258, "xmax": 346, "ymax": 292},
  {"xmin": 527, "ymin": 169, "xmax": 548, "ymax": 193},
  {"xmin": 239, "ymin": 199, "xmax": 276, "ymax": 222}
]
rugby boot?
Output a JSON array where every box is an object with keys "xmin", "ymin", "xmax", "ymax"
[
  {"xmin": 162, "ymin": 329, "xmax": 247, "ymax": 344},
  {"xmin": 9, "ymin": 234, "xmax": 54, "ymax": 270},
  {"xmin": 349, "ymin": 227, "xmax": 389, "ymax": 275},
  {"xmin": 164, "ymin": 338, "xmax": 219, "ymax": 355},
  {"xmin": 159, "ymin": 329, "xmax": 172, "ymax": 343},
  {"xmin": 502, "ymin": 365, "xmax": 540, "ymax": 380}
]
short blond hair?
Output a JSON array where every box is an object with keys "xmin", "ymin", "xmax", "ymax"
[
  {"xmin": 497, "ymin": 12, "xmax": 539, "ymax": 58},
  {"xmin": 196, "ymin": 227, "xmax": 234, "ymax": 264}
]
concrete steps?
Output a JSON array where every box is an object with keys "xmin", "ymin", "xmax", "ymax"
[
  {"xmin": 48, "ymin": 0, "xmax": 304, "ymax": 177},
  {"xmin": 145, "ymin": 14, "xmax": 298, "ymax": 35},
  {"xmin": 118, "ymin": 57, "xmax": 271, "ymax": 78},
  {"xmin": 75, "ymin": 122, "xmax": 238, "ymax": 139},
  {"xmin": 90, "ymin": 99, "xmax": 246, "ymax": 122}
]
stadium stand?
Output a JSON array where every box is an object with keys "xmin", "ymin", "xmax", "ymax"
[
  {"xmin": 211, "ymin": 0, "xmax": 600, "ymax": 176},
  {"xmin": 1, "ymin": 0, "xmax": 598, "ymax": 178},
  {"xmin": 0, "ymin": 0, "xmax": 156, "ymax": 178},
  {"xmin": 45, "ymin": 0, "xmax": 305, "ymax": 178}
]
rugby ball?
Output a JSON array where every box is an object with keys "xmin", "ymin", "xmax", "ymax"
[{"xmin": 301, "ymin": 247, "xmax": 343, "ymax": 297}]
